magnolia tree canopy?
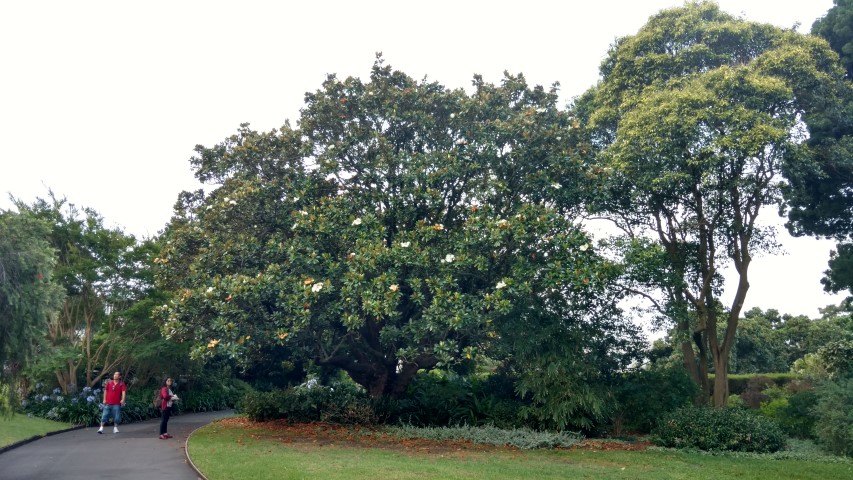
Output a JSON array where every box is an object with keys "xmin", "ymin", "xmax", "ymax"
[{"xmin": 155, "ymin": 58, "xmax": 642, "ymax": 426}]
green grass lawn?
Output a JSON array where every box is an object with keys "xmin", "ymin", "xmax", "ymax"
[
  {"xmin": 188, "ymin": 421, "xmax": 853, "ymax": 480},
  {"xmin": 0, "ymin": 414, "xmax": 74, "ymax": 448}
]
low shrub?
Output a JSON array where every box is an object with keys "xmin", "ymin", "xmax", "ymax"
[
  {"xmin": 610, "ymin": 366, "xmax": 698, "ymax": 434},
  {"xmin": 726, "ymin": 394, "xmax": 748, "ymax": 409},
  {"xmin": 321, "ymin": 397, "xmax": 378, "ymax": 426},
  {"xmin": 237, "ymin": 380, "xmax": 377, "ymax": 425},
  {"xmin": 652, "ymin": 406, "xmax": 786, "ymax": 453},
  {"xmin": 392, "ymin": 374, "xmax": 472, "ymax": 427},
  {"xmin": 759, "ymin": 388, "xmax": 818, "ymax": 439},
  {"xmin": 236, "ymin": 390, "xmax": 283, "ymax": 421},
  {"xmin": 813, "ymin": 378, "xmax": 853, "ymax": 457},
  {"xmin": 390, "ymin": 373, "xmax": 526, "ymax": 429},
  {"xmin": 384, "ymin": 424, "xmax": 583, "ymax": 449}
]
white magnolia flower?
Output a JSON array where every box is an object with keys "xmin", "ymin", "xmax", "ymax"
[
  {"xmin": 229, "ymin": 200, "xmax": 237, "ymax": 205},
  {"xmin": 352, "ymin": 218, "xmax": 362, "ymax": 226},
  {"xmin": 206, "ymin": 287, "xmax": 214, "ymax": 293},
  {"xmin": 443, "ymin": 253, "xmax": 456, "ymax": 263},
  {"xmin": 535, "ymin": 107, "xmax": 546, "ymax": 113},
  {"xmin": 389, "ymin": 284, "xmax": 399, "ymax": 292},
  {"xmin": 496, "ymin": 281, "xmax": 507, "ymax": 289},
  {"xmin": 311, "ymin": 282, "xmax": 324, "ymax": 293},
  {"xmin": 400, "ymin": 241, "xmax": 411, "ymax": 248},
  {"xmin": 496, "ymin": 219, "xmax": 509, "ymax": 226},
  {"xmin": 449, "ymin": 113, "xmax": 456, "ymax": 119},
  {"xmin": 224, "ymin": 197, "xmax": 230, "ymax": 202},
  {"xmin": 455, "ymin": 138, "xmax": 467, "ymax": 145},
  {"xmin": 579, "ymin": 244, "xmax": 590, "ymax": 252},
  {"xmin": 552, "ymin": 183, "xmax": 562, "ymax": 189},
  {"xmin": 299, "ymin": 210, "xmax": 308, "ymax": 216}
]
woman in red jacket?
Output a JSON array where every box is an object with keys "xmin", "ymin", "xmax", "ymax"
[{"xmin": 158, "ymin": 377, "xmax": 179, "ymax": 439}]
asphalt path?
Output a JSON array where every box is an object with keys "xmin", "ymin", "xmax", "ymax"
[{"xmin": 0, "ymin": 410, "xmax": 232, "ymax": 480}]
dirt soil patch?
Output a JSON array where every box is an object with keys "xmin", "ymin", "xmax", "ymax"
[{"xmin": 214, "ymin": 418, "xmax": 652, "ymax": 455}]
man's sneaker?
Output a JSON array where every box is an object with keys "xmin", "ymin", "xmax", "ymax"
[
  {"xmin": 164, "ymin": 433, "xmax": 173, "ymax": 438},
  {"xmin": 159, "ymin": 434, "xmax": 168, "ymax": 440},
  {"xmin": 113, "ymin": 427, "xmax": 119, "ymax": 434},
  {"xmin": 97, "ymin": 428, "xmax": 103, "ymax": 434}
]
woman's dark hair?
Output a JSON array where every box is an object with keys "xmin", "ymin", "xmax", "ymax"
[{"xmin": 161, "ymin": 377, "xmax": 173, "ymax": 388}]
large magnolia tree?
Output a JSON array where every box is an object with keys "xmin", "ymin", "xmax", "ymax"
[
  {"xmin": 156, "ymin": 57, "xmax": 642, "ymax": 427},
  {"xmin": 574, "ymin": 1, "xmax": 852, "ymax": 406}
]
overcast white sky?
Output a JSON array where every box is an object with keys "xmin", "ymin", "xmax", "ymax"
[{"xmin": 1, "ymin": 0, "xmax": 846, "ymax": 319}]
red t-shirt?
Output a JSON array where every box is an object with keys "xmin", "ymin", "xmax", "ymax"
[{"xmin": 103, "ymin": 380, "xmax": 126, "ymax": 405}]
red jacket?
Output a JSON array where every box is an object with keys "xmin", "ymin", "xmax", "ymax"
[{"xmin": 160, "ymin": 387, "xmax": 173, "ymax": 411}]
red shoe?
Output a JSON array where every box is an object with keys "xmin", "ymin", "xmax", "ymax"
[
  {"xmin": 164, "ymin": 433, "xmax": 173, "ymax": 438},
  {"xmin": 159, "ymin": 434, "xmax": 168, "ymax": 439}
]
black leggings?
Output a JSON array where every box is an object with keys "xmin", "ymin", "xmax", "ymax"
[{"xmin": 159, "ymin": 407, "xmax": 171, "ymax": 435}]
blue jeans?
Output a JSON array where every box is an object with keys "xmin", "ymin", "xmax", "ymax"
[{"xmin": 101, "ymin": 404, "xmax": 122, "ymax": 425}]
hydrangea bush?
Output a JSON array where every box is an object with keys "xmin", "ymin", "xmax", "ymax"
[{"xmin": 23, "ymin": 385, "xmax": 103, "ymax": 425}]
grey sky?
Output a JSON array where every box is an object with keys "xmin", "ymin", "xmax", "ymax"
[{"xmin": 1, "ymin": 0, "xmax": 845, "ymax": 319}]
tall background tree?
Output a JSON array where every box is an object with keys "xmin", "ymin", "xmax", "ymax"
[
  {"xmin": 15, "ymin": 194, "xmax": 165, "ymax": 393},
  {"xmin": 783, "ymin": 0, "xmax": 853, "ymax": 296},
  {"xmin": 812, "ymin": 0, "xmax": 853, "ymax": 79},
  {"xmin": 0, "ymin": 207, "xmax": 64, "ymax": 415},
  {"xmin": 0, "ymin": 209, "xmax": 64, "ymax": 369},
  {"xmin": 156, "ymin": 57, "xmax": 643, "ymax": 428},
  {"xmin": 573, "ymin": 1, "xmax": 852, "ymax": 406}
]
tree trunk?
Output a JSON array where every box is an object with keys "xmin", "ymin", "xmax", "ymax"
[
  {"xmin": 712, "ymin": 355, "xmax": 729, "ymax": 407},
  {"xmin": 56, "ymin": 360, "xmax": 79, "ymax": 394},
  {"xmin": 678, "ymin": 318, "xmax": 709, "ymax": 405},
  {"xmin": 680, "ymin": 340, "xmax": 706, "ymax": 405},
  {"xmin": 366, "ymin": 369, "xmax": 390, "ymax": 398}
]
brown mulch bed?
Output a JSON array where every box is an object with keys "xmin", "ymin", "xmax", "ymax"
[{"xmin": 214, "ymin": 418, "xmax": 652, "ymax": 454}]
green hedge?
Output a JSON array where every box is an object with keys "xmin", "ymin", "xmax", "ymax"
[
  {"xmin": 717, "ymin": 373, "xmax": 799, "ymax": 396},
  {"xmin": 652, "ymin": 406, "xmax": 786, "ymax": 453}
]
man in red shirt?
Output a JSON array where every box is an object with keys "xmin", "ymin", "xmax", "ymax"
[{"xmin": 97, "ymin": 371, "xmax": 127, "ymax": 434}]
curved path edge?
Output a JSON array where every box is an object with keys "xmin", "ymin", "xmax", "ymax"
[
  {"xmin": 185, "ymin": 421, "xmax": 212, "ymax": 480},
  {"xmin": 0, "ymin": 424, "xmax": 86, "ymax": 454}
]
